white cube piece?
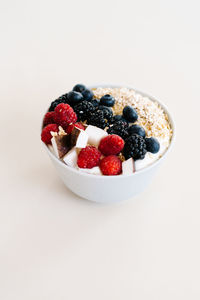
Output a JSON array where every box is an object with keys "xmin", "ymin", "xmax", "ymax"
[
  {"xmin": 51, "ymin": 134, "xmax": 70, "ymax": 158},
  {"xmin": 122, "ymin": 158, "xmax": 135, "ymax": 175},
  {"xmin": 63, "ymin": 147, "xmax": 78, "ymax": 168},
  {"xmin": 75, "ymin": 130, "xmax": 88, "ymax": 148},
  {"xmin": 85, "ymin": 125, "xmax": 108, "ymax": 147},
  {"xmin": 71, "ymin": 127, "xmax": 88, "ymax": 149},
  {"xmin": 51, "ymin": 136, "xmax": 59, "ymax": 158}
]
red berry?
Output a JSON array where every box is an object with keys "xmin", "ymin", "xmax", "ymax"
[
  {"xmin": 77, "ymin": 146, "xmax": 101, "ymax": 169},
  {"xmin": 75, "ymin": 122, "xmax": 85, "ymax": 130},
  {"xmin": 54, "ymin": 103, "xmax": 77, "ymax": 129},
  {"xmin": 100, "ymin": 155, "xmax": 122, "ymax": 175},
  {"xmin": 98, "ymin": 134, "xmax": 124, "ymax": 156},
  {"xmin": 66, "ymin": 122, "xmax": 85, "ymax": 134},
  {"xmin": 41, "ymin": 124, "xmax": 59, "ymax": 144},
  {"xmin": 43, "ymin": 111, "xmax": 55, "ymax": 126}
]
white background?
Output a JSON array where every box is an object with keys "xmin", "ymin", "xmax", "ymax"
[{"xmin": 1, "ymin": 0, "xmax": 200, "ymax": 299}]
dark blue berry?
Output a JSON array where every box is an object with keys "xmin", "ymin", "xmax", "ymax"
[
  {"xmin": 73, "ymin": 84, "xmax": 86, "ymax": 93},
  {"xmin": 49, "ymin": 94, "xmax": 68, "ymax": 111},
  {"xmin": 112, "ymin": 114, "xmax": 127, "ymax": 123},
  {"xmin": 128, "ymin": 124, "xmax": 146, "ymax": 137},
  {"xmin": 87, "ymin": 110, "xmax": 106, "ymax": 129},
  {"xmin": 98, "ymin": 105, "xmax": 112, "ymax": 114},
  {"xmin": 67, "ymin": 91, "xmax": 84, "ymax": 105},
  {"xmin": 98, "ymin": 106, "xmax": 113, "ymax": 122},
  {"xmin": 145, "ymin": 137, "xmax": 160, "ymax": 153},
  {"xmin": 91, "ymin": 99, "xmax": 100, "ymax": 107},
  {"xmin": 124, "ymin": 134, "xmax": 147, "ymax": 160},
  {"xmin": 100, "ymin": 94, "xmax": 115, "ymax": 107},
  {"xmin": 74, "ymin": 101, "xmax": 95, "ymax": 121},
  {"xmin": 123, "ymin": 106, "xmax": 138, "ymax": 122},
  {"xmin": 107, "ymin": 121, "xmax": 129, "ymax": 140},
  {"xmin": 82, "ymin": 89, "xmax": 94, "ymax": 101}
]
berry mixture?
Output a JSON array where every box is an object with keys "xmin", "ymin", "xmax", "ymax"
[{"xmin": 41, "ymin": 84, "xmax": 172, "ymax": 175}]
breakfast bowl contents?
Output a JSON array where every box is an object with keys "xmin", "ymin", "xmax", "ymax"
[{"xmin": 41, "ymin": 84, "xmax": 174, "ymax": 203}]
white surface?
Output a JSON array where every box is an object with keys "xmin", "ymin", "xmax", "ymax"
[{"xmin": 1, "ymin": 0, "xmax": 200, "ymax": 299}]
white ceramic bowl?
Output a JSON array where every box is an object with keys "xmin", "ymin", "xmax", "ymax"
[{"xmin": 43, "ymin": 85, "xmax": 175, "ymax": 203}]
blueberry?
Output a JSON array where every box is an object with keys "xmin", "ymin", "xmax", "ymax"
[
  {"xmin": 123, "ymin": 106, "xmax": 138, "ymax": 122},
  {"xmin": 73, "ymin": 84, "xmax": 86, "ymax": 93},
  {"xmin": 67, "ymin": 91, "xmax": 84, "ymax": 105},
  {"xmin": 128, "ymin": 124, "xmax": 146, "ymax": 137},
  {"xmin": 100, "ymin": 94, "xmax": 115, "ymax": 107},
  {"xmin": 82, "ymin": 89, "xmax": 94, "ymax": 101},
  {"xmin": 112, "ymin": 114, "xmax": 127, "ymax": 123},
  {"xmin": 145, "ymin": 137, "xmax": 160, "ymax": 153}
]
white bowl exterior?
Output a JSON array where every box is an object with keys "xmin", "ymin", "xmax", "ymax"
[
  {"xmin": 43, "ymin": 85, "xmax": 175, "ymax": 203},
  {"xmin": 47, "ymin": 149, "xmax": 162, "ymax": 203}
]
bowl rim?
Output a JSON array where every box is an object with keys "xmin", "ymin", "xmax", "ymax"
[{"xmin": 43, "ymin": 84, "xmax": 175, "ymax": 179}]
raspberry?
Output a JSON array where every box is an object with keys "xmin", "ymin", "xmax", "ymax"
[
  {"xmin": 100, "ymin": 155, "xmax": 122, "ymax": 176},
  {"xmin": 54, "ymin": 103, "xmax": 77, "ymax": 129},
  {"xmin": 98, "ymin": 134, "xmax": 124, "ymax": 156},
  {"xmin": 66, "ymin": 122, "xmax": 85, "ymax": 134},
  {"xmin": 77, "ymin": 146, "xmax": 101, "ymax": 169},
  {"xmin": 41, "ymin": 124, "xmax": 59, "ymax": 144},
  {"xmin": 43, "ymin": 111, "xmax": 55, "ymax": 126}
]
